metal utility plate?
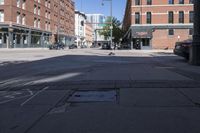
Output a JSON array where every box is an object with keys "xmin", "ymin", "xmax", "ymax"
[{"xmin": 67, "ymin": 90, "xmax": 117, "ymax": 102}]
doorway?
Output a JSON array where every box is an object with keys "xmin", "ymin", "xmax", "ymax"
[{"xmin": 133, "ymin": 38, "xmax": 151, "ymax": 50}]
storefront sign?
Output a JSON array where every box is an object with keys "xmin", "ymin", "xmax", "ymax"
[{"xmin": 132, "ymin": 29, "xmax": 152, "ymax": 38}]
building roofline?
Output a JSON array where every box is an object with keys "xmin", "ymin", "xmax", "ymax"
[{"xmin": 75, "ymin": 10, "xmax": 87, "ymax": 19}]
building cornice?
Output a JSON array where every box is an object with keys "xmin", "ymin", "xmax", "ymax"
[{"xmin": 131, "ymin": 4, "xmax": 194, "ymax": 8}]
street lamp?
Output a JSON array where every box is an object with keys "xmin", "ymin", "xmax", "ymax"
[{"xmin": 102, "ymin": 0, "xmax": 113, "ymax": 49}]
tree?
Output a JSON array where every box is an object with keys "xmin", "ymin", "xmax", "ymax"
[{"xmin": 99, "ymin": 17, "xmax": 124, "ymax": 43}]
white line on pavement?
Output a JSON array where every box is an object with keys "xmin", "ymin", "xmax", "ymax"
[
  {"xmin": 20, "ymin": 87, "xmax": 49, "ymax": 106},
  {"xmin": 0, "ymin": 89, "xmax": 33, "ymax": 104}
]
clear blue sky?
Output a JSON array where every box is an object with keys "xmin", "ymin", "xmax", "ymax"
[{"xmin": 75, "ymin": 0, "xmax": 126, "ymax": 21}]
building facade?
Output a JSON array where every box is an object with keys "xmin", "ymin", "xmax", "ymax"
[
  {"xmin": 0, "ymin": 0, "xmax": 75, "ymax": 48},
  {"xmin": 86, "ymin": 14, "xmax": 106, "ymax": 43},
  {"xmin": 123, "ymin": 0, "xmax": 194, "ymax": 49},
  {"xmin": 85, "ymin": 22, "xmax": 93, "ymax": 47},
  {"xmin": 75, "ymin": 11, "xmax": 86, "ymax": 47}
]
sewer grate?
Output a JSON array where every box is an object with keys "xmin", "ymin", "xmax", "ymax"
[{"xmin": 67, "ymin": 90, "xmax": 117, "ymax": 102}]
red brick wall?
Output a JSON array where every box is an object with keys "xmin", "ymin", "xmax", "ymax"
[{"xmin": 152, "ymin": 29, "xmax": 192, "ymax": 49}]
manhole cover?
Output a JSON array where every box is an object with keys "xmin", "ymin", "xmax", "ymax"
[{"xmin": 67, "ymin": 90, "xmax": 117, "ymax": 102}]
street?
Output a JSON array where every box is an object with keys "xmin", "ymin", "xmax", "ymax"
[{"xmin": 0, "ymin": 48, "xmax": 200, "ymax": 133}]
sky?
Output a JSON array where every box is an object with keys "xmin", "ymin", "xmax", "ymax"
[{"xmin": 75, "ymin": 0, "xmax": 127, "ymax": 21}]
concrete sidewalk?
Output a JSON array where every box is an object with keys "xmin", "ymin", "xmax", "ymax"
[{"xmin": 0, "ymin": 49, "xmax": 200, "ymax": 133}]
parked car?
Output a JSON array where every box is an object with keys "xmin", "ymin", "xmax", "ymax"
[
  {"xmin": 174, "ymin": 40, "xmax": 192, "ymax": 60},
  {"xmin": 49, "ymin": 42, "xmax": 65, "ymax": 50},
  {"xmin": 102, "ymin": 43, "xmax": 111, "ymax": 50},
  {"xmin": 69, "ymin": 44, "xmax": 77, "ymax": 49},
  {"xmin": 90, "ymin": 44, "xmax": 100, "ymax": 48}
]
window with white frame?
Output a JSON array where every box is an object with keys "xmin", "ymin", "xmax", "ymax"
[
  {"xmin": 48, "ymin": 12, "xmax": 51, "ymax": 19},
  {"xmin": 16, "ymin": 12, "xmax": 21, "ymax": 24},
  {"xmin": 0, "ymin": 10, "xmax": 4, "ymax": 22},
  {"xmin": 34, "ymin": 5, "xmax": 37, "ymax": 14},
  {"xmin": 38, "ymin": 19, "xmax": 40, "ymax": 28},
  {"xmin": 45, "ymin": 11, "xmax": 48, "ymax": 18},
  {"xmin": 48, "ymin": 22, "xmax": 50, "ymax": 31},
  {"xmin": 17, "ymin": 0, "xmax": 20, "ymax": 8},
  {"xmin": 22, "ymin": 0, "xmax": 26, "ymax": 9},
  {"xmin": 45, "ymin": 0, "xmax": 48, "ymax": 7},
  {"xmin": 38, "ymin": 7, "xmax": 40, "ymax": 15},
  {"xmin": 0, "ymin": 0, "xmax": 4, "ymax": 5},
  {"xmin": 22, "ymin": 14, "xmax": 26, "ymax": 25},
  {"xmin": 45, "ymin": 21, "xmax": 48, "ymax": 30},
  {"xmin": 48, "ymin": 1, "xmax": 50, "ymax": 8},
  {"xmin": 34, "ymin": 18, "xmax": 37, "ymax": 28}
]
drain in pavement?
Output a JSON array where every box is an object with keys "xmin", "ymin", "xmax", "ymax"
[
  {"xmin": 48, "ymin": 89, "xmax": 118, "ymax": 115},
  {"xmin": 67, "ymin": 89, "xmax": 118, "ymax": 103}
]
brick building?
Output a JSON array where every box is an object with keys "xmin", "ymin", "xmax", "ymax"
[
  {"xmin": 0, "ymin": 0, "xmax": 75, "ymax": 48},
  {"xmin": 85, "ymin": 22, "xmax": 93, "ymax": 47},
  {"xmin": 122, "ymin": 0, "xmax": 194, "ymax": 49}
]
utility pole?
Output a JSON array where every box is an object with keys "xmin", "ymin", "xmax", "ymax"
[
  {"xmin": 110, "ymin": 0, "xmax": 113, "ymax": 48},
  {"xmin": 190, "ymin": 0, "xmax": 200, "ymax": 65},
  {"xmin": 102, "ymin": 0, "xmax": 113, "ymax": 49}
]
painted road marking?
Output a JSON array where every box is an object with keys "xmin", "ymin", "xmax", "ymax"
[
  {"xmin": 0, "ymin": 89, "xmax": 33, "ymax": 104},
  {"xmin": 21, "ymin": 87, "xmax": 49, "ymax": 106}
]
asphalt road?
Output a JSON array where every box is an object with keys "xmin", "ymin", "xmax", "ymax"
[{"xmin": 0, "ymin": 49, "xmax": 200, "ymax": 133}]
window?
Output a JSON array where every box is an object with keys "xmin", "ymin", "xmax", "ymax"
[
  {"xmin": 34, "ymin": 18, "xmax": 37, "ymax": 28},
  {"xmin": 0, "ymin": 10, "xmax": 4, "ymax": 22},
  {"xmin": 22, "ymin": 14, "xmax": 25, "ymax": 25},
  {"xmin": 189, "ymin": 11, "xmax": 194, "ymax": 23},
  {"xmin": 48, "ymin": 12, "xmax": 51, "ymax": 19},
  {"xmin": 45, "ymin": 0, "xmax": 48, "ymax": 7},
  {"xmin": 45, "ymin": 21, "xmax": 48, "ymax": 30},
  {"xmin": 189, "ymin": 0, "xmax": 193, "ymax": 4},
  {"xmin": 38, "ymin": 7, "xmax": 40, "ymax": 15},
  {"xmin": 135, "ymin": 12, "xmax": 140, "ymax": 24},
  {"xmin": 34, "ymin": 5, "xmax": 37, "ymax": 14},
  {"xmin": 48, "ymin": 22, "xmax": 51, "ymax": 31},
  {"xmin": 168, "ymin": 0, "xmax": 174, "ymax": 4},
  {"xmin": 16, "ymin": 12, "xmax": 21, "ymax": 24},
  {"xmin": 17, "ymin": 0, "xmax": 20, "ymax": 8},
  {"xmin": 48, "ymin": 1, "xmax": 51, "ymax": 8},
  {"xmin": 22, "ymin": 0, "xmax": 26, "ymax": 9},
  {"xmin": 179, "ymin": 0, "xmax": 184, "ymax": 4},
  {"xmin": 0, "ymin": 0, "xmax": 4, "ymax": 5},
  {"xmin": 179, "ymin": 11, "xmax": 184, "ymax": 23},
  {"xmin": 147, "ymin": 0, "xmax": 152, "ymax": 5},
  {"xmin": 38, "ymin": 19, "xmax": 40, "ymax": 28},
  {"xmin": 135, "ymin": 0, "xmax": 140, "ymax": 5},
  {"xmin": 146, "ymin": 12, "xmax": 151, "ymax": 24},
  {"xmin": 168, "ymin": 11, "xmax": 174, "ymax": 23},
  {"xmin": 45, "ymin": 11, "xmax": 48, "ymax": 18},
  {"xmin": 189, "ymin": 29, "xmax": 193, "ymax": 35},
  {"xmin": 168, "ymin": 29, "xmax": 174, "ymax": 35}
]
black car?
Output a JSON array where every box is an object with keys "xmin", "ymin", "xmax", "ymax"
[
  {"xmin": 174, "ymin": 40, "xmax": 192, "ymax": 60},
  {"xmin": 90, "ymin": 44, "xmax": 100, "ymax": 48},
  {"xmin": 69, "ymin": 44, "xmax": 77, "ymax": 49},
  {"xmin": 102, "ymin": 43, "xmax": 111, "ymax": 50},
  {"xmin": 49, "ymin": 42, "xmax": 65, "ymax": 50}
]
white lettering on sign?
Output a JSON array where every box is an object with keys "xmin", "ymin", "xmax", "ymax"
[{"xmin": 136, "ymin": 32, "xmax": 148, "ymax": 36}]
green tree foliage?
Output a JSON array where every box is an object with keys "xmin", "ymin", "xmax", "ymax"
[{"xmin": 99, "ymin": 17, "xmax": 124, "ymax": 43}]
